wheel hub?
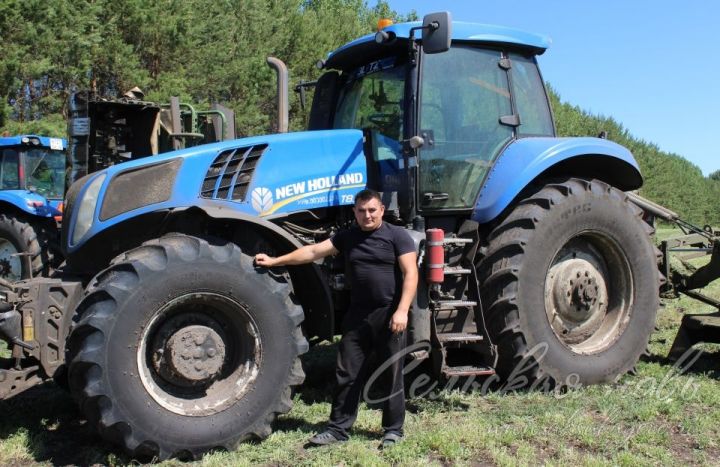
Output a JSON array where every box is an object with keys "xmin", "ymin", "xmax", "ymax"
[
  {"xmin": 139, "ymin": 292, "xmax": 263, "ymax": 417},
  {"xmin": 166, "ymin": 325, "xmax": 226, "ymax": 383},
  {"xmin": 546, "ymin": 241, "xmax": 610, "ymax": 347},
  {"xmin": 573, "ymin": 274, "xmax": 598, "ymax": 307},
  {"xmin": 151, "ymin": 314, "xmax": 228, "ymax": 387}
]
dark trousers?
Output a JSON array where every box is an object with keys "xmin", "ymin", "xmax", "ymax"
[{"xmin": 326, "ymin": 310, "xmax": 406, "ymax": 440}]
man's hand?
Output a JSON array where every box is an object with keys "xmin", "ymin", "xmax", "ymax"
[
  {"xmin": 254, "ymin": 253, "xmax": 278, "ymax": 268},
  {"xmin": 389, "ymin": 310, "xmax": 408, "ymax": 334}
]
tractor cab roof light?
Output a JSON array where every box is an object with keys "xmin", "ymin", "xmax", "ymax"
[
  {"xmin": 377, "ymin": 18, "xmax": 393, "ymax": 31},
  {"xmin": 20, "ymin": 136, "xmax": 41, "ymax": 145},
  {"xmin": 375, "ymin": 19, "xmax": 396, "ymax": 45}
]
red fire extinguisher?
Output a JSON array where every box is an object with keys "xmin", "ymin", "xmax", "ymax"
[{"xmin": 425, "ymin": 228, "xmax": 444, "ymax": 284}]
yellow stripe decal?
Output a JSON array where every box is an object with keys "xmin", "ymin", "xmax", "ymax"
[{"xmin": 260, "ymin": 183, "xmax": 365, "ymax": 216}]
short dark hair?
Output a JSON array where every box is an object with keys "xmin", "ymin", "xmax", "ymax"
[{"xmin": 354, "ymin": 188, "xmax": 382, "ymax": 205}]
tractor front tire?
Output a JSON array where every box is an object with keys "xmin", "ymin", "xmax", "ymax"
[
  {"xmin": 477, "ymin": 178, "xmax": 660, "ymax": 387},
  {"xmin": 67, "ymin": 234, "xmax": 307, "ymax": 460}
]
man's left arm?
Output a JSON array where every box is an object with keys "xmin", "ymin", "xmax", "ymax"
[{"xmin": 390, "ymin": 251, "xmax": 419, "ymax": 334}]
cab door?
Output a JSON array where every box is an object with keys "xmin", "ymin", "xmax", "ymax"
[
  {"xmin": 333, "ymin": 57, "xmax": 408, "ymax": 215},
  {"xmin": 418, "ymin": 46, "xmax": 515, "ymax": 211}
]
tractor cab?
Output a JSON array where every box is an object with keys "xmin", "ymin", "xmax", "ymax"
[
  {"xmin": 0, "ymin": 135, "xmax": 66, "ymax": 204},
  {"xmin": 0, "ymin": 135, "xmax": 66, "ymax": 280},
  {"xmin": 310, "ymin": 14, "xmax": 554, "ymax": 220}
]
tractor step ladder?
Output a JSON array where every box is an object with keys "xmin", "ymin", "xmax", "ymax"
[
  {"xmin": 432, "ymin": 227, "xmax": 497, "ymax": 378},
  {"xmin": 432, "ymin": 241, "xmax": 495, "ymax": 378},
  {"xmin": 443, "ymin": 237, "xmax": 473, "ymax": 245},
  {"xmin": 435, "ymin": 299, "xmax": 477, "ymax": 309},
  {"xmin": 443, "ymin": 266, "xmax": 472, "ymax": 275},
  {"xmin": 438, "ymin": 332, "xmax": 484, "ymax": 344},
  {"xmin": 441, "ymin": 365, "xmax": 496, "ymax": 378}
]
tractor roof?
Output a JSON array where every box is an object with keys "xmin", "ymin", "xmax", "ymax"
[
  {"xmin": 0, "ymin": 135, "xmax": 66, "ymax": 150},
  {"xmin": 325, "ymin": 21, "xmax": 551, "ymax": 70}
]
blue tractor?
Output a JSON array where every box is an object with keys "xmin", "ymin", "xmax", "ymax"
[
  {"xmin": 0, "ymin": 135, "xmax": 65, "ymax": 280},
  {"xmin": 0, "ymin": 13, "xmax": 665, "ymax": 459}
]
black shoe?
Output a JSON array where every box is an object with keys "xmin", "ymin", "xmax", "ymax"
[
  {"xmin": 308, "ymin": 431, "xmax": 344, "ymax": 446},
  {"xmin": 380, "ymin": 432, "xmax": 403, "ymax": 449}
]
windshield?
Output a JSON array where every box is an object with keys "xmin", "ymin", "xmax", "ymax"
[
  {"xmin": 23, "ymin": 148, "xmax": 66, "ymax": 199},
  {"xmin": 334, "ymin": 58, "xmax": 405, "ymax": 144}
]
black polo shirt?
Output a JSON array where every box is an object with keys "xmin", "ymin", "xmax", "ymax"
[{"xmin": 331, "ymin": 222, "xmax": 415, "ymax": 315}]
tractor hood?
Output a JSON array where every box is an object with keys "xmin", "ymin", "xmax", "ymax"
[
  {"xmin": 63, "ymin": 130, "xmax": 367, "ymax": 251},
  {"xmin": 215, "ymin": 129, "xmax": 367, "ymax": 217}
]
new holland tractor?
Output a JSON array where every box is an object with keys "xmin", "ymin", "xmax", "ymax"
[
  {"xmin": 0, "ymin": 12, "xmax": 714, "ymax": 459},
  {"xmin": 0, "ymin": 135, "xmax": 66, "ymax": 280}
]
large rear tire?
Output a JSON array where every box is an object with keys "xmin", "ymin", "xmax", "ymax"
[
  {"xmin": 477, "ymin": 178, "xmax": 660, "ymax": 387},
  {"xmin": 67, "ymin": 234, "xmax": 307, "ymax": 460}
]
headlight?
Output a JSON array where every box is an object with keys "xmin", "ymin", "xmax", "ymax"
[{"xmin": 71, "ymin": 174, "xmax": 106, "ymax": 245}]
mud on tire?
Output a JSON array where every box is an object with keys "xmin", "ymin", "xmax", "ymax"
[
  {"xmin": 67, "ymin": 234, "xmax": 307, "ymax": 460},
  {"xmin": 477, "ymin": 178, "xmax": 660, "ymax": 387}
]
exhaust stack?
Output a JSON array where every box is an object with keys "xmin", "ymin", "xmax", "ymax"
[{"xmin": 266, "ymin": 57, "xmax": 289, "ymax": 133}]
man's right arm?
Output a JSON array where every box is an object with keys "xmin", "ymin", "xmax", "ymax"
[{"xmin": 254, "ymin": 238, "xmax": 338, "ymax": 267}]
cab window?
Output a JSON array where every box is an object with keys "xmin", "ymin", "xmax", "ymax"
[
  {"xmin": 0, "ymin": 149, "xmax": 20, "ymax": 190},
  {"xmin": 24, "ymin": 149, "xmax": 65, "ymax": 199},
  {"xmin": 509, "ymin": 53, "xmax": 554, "ymax": 136},
  {"xmin": 419, "ymin": 46, "xmax": 513, "ymax": 210},
  {"xmin": 334, "ymin": 59, "xmax": 405, "ymax": 162}
]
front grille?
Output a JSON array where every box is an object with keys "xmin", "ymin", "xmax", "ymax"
[{"xmin": 200, "ymin": 144, "xmax": 267, "ymax": 201}]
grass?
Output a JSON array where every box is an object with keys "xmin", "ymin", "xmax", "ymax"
[{"xmin": 1, "ymin": 228, "xmax": 719, "ymax": 465}]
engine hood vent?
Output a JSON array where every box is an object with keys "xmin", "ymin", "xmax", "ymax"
[{"xmin": 200, "ymin": 144, "xmax": 268, "ymax": 201}]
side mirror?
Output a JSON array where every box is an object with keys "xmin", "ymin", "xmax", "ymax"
[{"xmin": 421, "ymin": 11, "xmax": 452, "ymax": 54}]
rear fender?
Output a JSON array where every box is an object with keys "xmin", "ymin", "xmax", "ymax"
[{"xmin": 472, "ymin": 137, "xmax": 642, "ymax": 223}]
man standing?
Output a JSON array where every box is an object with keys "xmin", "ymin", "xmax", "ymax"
[{"xmin": 254, "ymin": 189, "xmax": 418, "ymax": 448}]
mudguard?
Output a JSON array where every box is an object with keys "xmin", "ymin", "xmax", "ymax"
[
  {"xmin": 471, "ymin": 137, "xmax": 642, "ymax": 223},
  {"xmin": 0, "ymin": 191, "xmax": 61, "ymax": 218}
]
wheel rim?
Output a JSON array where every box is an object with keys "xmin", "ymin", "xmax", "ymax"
[
  {"xmin": 0, "ymin": 238, "xmax": 22, "ymax": 281},
  {"xmin": 544, "ymin": 232, "xmax": 633, "ymax": 354},
  {"xmin": 137, "ymin": 292, "xmax": 262, "ymax": 416}
]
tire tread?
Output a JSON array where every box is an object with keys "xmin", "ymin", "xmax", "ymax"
[
  {"xmin": 67, "ymin": 233, "xmax": 307, "ymax": 460},
  {"xmin": 477, "ymin": 177, "xmax": 660, "ymax": 386}
]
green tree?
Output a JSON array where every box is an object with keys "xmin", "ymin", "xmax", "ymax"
[
  {"xmin": 0, "ymin": 0, "xmax": 145, "ymax": 135},
  {"xmin": 3, "ymin": 1, "xmax": 715, "ymax": 226},
  {"xmin": 550, "ymin": 86, "xmax": 720, "ymax": 225}
]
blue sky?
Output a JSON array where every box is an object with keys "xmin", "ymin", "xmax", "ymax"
[{"xmin": 379, "ymin": 1, "xmax": 718, "ymax": 176}]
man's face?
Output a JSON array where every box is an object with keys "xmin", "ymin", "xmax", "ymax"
[{"xmin": 353, "ymin": 197, "xmax": 384, "ymax": 231}]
